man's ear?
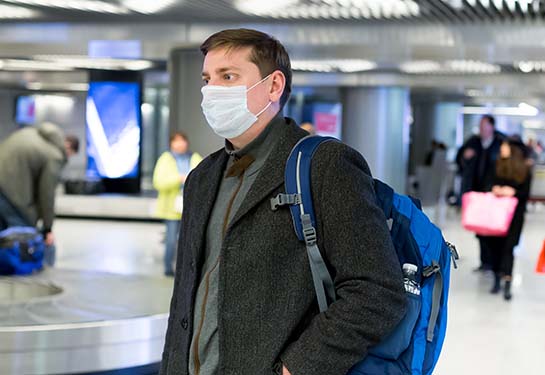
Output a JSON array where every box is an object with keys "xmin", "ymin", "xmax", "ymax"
[{"xmin": 268, "ymin": 70, "xmax": 286, "ymax": 104}]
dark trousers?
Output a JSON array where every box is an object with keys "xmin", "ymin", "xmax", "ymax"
[
  {"xmin": 481, "ymin": 236, "xmax": 515, "ymax": 277},
  {"xmin": 164, "ymin": 220, "xmax": 180, "ymax": 274},
  {"xmin": 0, "ymin": 192, "xmax": 29, "ymax": 230},
  {"xmin": 478, "ymin": 236, "xmax": 494, "ymax": 268}
]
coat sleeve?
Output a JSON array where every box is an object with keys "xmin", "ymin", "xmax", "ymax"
[
  {"xmin": 456, "ymin": 137, "xmax": 477, "ymax": 171},
  {"xmin": 153, "ymin": 153, "xmax": 182, "ymax": 191},
  {"xmin": 280, "ymin": 142, "xmax": 407, "ymax": 375},
  {"xmin": 38, "ymin": 158, "xmax": 63, "ymax": 233},
  {"xmin": 515, "ymin": 173, "xmax": 532, "ymax": 201}
]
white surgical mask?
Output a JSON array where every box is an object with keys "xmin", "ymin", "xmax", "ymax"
[{"xmin": 201, "ymin": 74, "xmax": 272, "ymax": 139}]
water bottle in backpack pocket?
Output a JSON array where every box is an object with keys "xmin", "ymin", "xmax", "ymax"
[{"xmin": 364, "ymin": 264, "xmax": 422, "ymax": 362}]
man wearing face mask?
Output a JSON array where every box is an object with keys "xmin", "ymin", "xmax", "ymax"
[{"xmin": 160, "ymin": 29, "xmax": 406, "ymax": 375}]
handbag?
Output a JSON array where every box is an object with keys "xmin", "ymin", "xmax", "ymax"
[{"xmin": 461, "ymin": 192, "xmax": 518, "ymax": 237}]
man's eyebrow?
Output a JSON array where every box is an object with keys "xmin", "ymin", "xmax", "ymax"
[
  {"xmin": 216, "ymin": 66, "xmax": 241, "ymax": 73},
  {"xmin": 202, "ymin": 66, "xmax": 241, "ymax": 77}
]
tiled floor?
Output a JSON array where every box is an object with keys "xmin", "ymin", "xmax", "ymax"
[{"xmin": 52, "ymin": 207, "xmax": 545, "ymax": 374}]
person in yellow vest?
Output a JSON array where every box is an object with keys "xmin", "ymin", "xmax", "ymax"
[{"xmin": 153, "ymin": 132, "xmax": 202, "ymax": 276}]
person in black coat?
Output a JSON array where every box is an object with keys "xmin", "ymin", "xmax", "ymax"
[
  {"xmin": 456, "ymin": 115, "xmax": 505, "ymax": 271},
  {"xmin": 484, "ymin": 140, "xmax": 531, "ymax": 301}
]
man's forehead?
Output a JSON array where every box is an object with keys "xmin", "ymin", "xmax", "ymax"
[{"xmin": 203, "ymin": 46, "xmax": 253, "ymax": 69}]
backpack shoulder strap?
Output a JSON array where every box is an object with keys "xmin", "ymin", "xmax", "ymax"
[{"xmin": 280, "ymin": 135, "xmax": 338, "ymax": 312}]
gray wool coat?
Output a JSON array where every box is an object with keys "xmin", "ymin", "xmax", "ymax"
[{"xmin": 160, "ymin": 117, "xmax": 407, "ymax": 375}]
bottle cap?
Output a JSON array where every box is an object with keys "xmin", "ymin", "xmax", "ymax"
[{"xmin": 402, "ymin": 263, "xmax": 418, "ymax": 273}]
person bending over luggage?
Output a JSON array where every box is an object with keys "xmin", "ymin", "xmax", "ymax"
[
  {"xmin": 159, "ymin": 28, "xmax": 407, "ymax": 375},
  {"xmin": 153, "ymin": 132, "xmax": 203, "ymax": 276},
  {"xmin": 485, "ymin": 139, "xmax": 531, "ymax": 301},
  {"xmin": 0, "ymin": 122, "xmax": 79, "ymax": 266}
]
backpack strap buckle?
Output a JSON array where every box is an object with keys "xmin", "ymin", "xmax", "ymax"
[
  {"xmin": 423, "ymin": 262, "xmax": 441, "ymax": 278},
  {"xmin": 270, "ymin": 193, "xmax": 301, "ymax": 211},
  {"xmin": 301, "ymin": 214, "xmax": 317, "ymax": 246}
]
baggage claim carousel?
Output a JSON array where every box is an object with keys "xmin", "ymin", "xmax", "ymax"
[{"xmin": 0, "ymin": 269, "xmax": 174, "ymax": 375}]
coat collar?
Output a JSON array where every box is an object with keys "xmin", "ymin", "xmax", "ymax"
[
  {"xmin": 190, "ymin": 149, "xmax": 228, "ymax": 262},
  {"xmin": 190, "ymin": 117, "xmax": 306, "ymax": 261},
  {"xmin": 228, "ymin": 117, "xmax": 307, "ymax": 231}
]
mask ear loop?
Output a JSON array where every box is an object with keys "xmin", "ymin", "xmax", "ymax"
[
  {"xmin": 246, "ymin": 73, "xmax": 272, "ymax": 92},
  {"xmin": 255, "ymin": 101, "xmax": 272, "ymax": 117},
  {"xmin": 248, "ymin": 73, "xmax": 274, "ymax": 117}
]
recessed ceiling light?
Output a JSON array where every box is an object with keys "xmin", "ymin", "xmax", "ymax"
[
  {"xmin": 292, "ymin": 59, "xmax": 377, "ymax": 73},
  {"xmin": 461, "ymin": 103, "xmax": 539, "ymax": 117},
  {"xmin": 516, "ymin": 61, "xmax": 545, "ymax": 73},
  {"xmin": 235, "ymin": 0, "xmax": 419, "ymax": 19},
  {"xmin": 0, "ymin": 4, "xmax": 38, "ymax": 18},
  {"xmin": 400, "ymin": 60, "xmax": 500, "ymax": 74},
  {"xmin": 3, "ymin": 0, "xmax": 128, "ymax": 14},
  {"xmin": 234, "ymin": 0, "xmax": 299, "ymax": 15},
  {"xmin": 400, "ymin": 61, "xmax": 441, "ymax": 74},
  {"xmin": 33, "ymin": 55, "xmax": 154, "ymax": 71},
  {"xmin": 0, "ymin": 59, "xmax": 74, "ymax": 71},
  {"xmin": 121, "ymin": 0, "xmax": 177, "ymax": 14}
]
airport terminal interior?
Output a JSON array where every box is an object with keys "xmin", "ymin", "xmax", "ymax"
[{"xmin": 1, "ymin": 0, "xmax": 545, "ymax": 374}]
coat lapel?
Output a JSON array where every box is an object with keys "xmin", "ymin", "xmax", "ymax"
[
  {"xmin": 190, "ymin": 150, "xmax": 228, "ymax": 262},
  {"xmin": 229, "ymin": 119, "xmax": 307, "ymax": 230}
]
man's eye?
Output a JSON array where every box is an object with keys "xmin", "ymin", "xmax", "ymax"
[
  {"xmin": 224, "ymin": 74, "xmax": 234, "ymax": 81},
  {"xmin": 202, "ymin": 79, "xmax": 209, "ymax": 85}
]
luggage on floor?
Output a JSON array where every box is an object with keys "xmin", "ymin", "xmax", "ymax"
[{"xmin": 0, "ymin": 226, "xmax": 45, "ymax": 275}]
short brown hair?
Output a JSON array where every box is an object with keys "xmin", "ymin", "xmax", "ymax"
[
  {"xmin": 65, "ymin": 135, "xmax": 80, "ymax": 153},
  {"xmin": 200, "ymin": 28, "xmax": 292, "ymax": 108},
  {"xmin": 170, "ymin": 131, "xmax": 188, "ymax": 144}
]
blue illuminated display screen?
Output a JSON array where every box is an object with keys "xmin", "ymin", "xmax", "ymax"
[
  {"xmin": 16, "ymin": 96, "xmax": 36, "ymax": 125},
  {"xmin": 86, "ymin": 82, "xmax": 141, "ymax": 179}
]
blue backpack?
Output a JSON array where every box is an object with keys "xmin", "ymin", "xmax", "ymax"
[
  {"xmin": 271, "ymin": 136, "xmax": 458, "ymax": 375},
  {"xmin": 0, "ymin": 226, "xmax": 45, "ymax": 275}
]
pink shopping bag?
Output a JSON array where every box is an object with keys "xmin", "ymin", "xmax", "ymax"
[{"xmin": 461, "ymin": 192, "xmax": 518, "ymax": 237}]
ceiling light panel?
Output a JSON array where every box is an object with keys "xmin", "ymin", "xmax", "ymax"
[
  {"xmin": 443, "ymin": 0, "xmax": 537, "ymax": 13},
  {"xmin": 33, "ymin": 55, "xmax": 154, "ymax": 71},
  {"xmin": 0, "ymin": 4, "xmax": 39, "ymax": 18},
  {"xmin": 292, "ymin": 59, "xmax": 377, "ymax": 73},
  {"xmin": 446, "ymin": 60, "xmax": 501, "ymax": 74},
  {"xmin": 3, "ymin": 0, "xmax": 128, "ymax": 14},
  {"xmin": 234, "ymin": 0, "xmax": 420, "ymax": 19},
  {"xmin": 516, "ymin": 61, "xmax": 545, "ymax": 73},
  {"xmin": 400, "ymin": 60, "xmax": 501, "ymax": 74},
  {"xmin": 0, "ymin": 59, "xmax": 74, "ymax": 71},
  {"xmin": 399, "ymin": 60, "xmax": 441, "ymax": 74},
  {"xmin": 121, "ymin": 0, "xmax": 178, "ymax": 14}
]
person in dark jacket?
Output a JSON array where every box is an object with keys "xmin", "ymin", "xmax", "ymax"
[
  {"xmin": 159, "ymin": 29, "xmax": 407, "ymax": 375},
  {"xmin": 456, "ymin": 115, "xmax": 505, "ymax": 271},
  {"xmin": 485, "ymin": 140, "xmax": 532, "ymax": 301},
  {"xmin": 0, "ymin": 122, "xmax": 79, "ymax": 265}
]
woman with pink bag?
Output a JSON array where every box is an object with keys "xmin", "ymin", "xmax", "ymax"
[{"xmin": 483, "ymin": 140, "xmax": 532, "ymax": 300}]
